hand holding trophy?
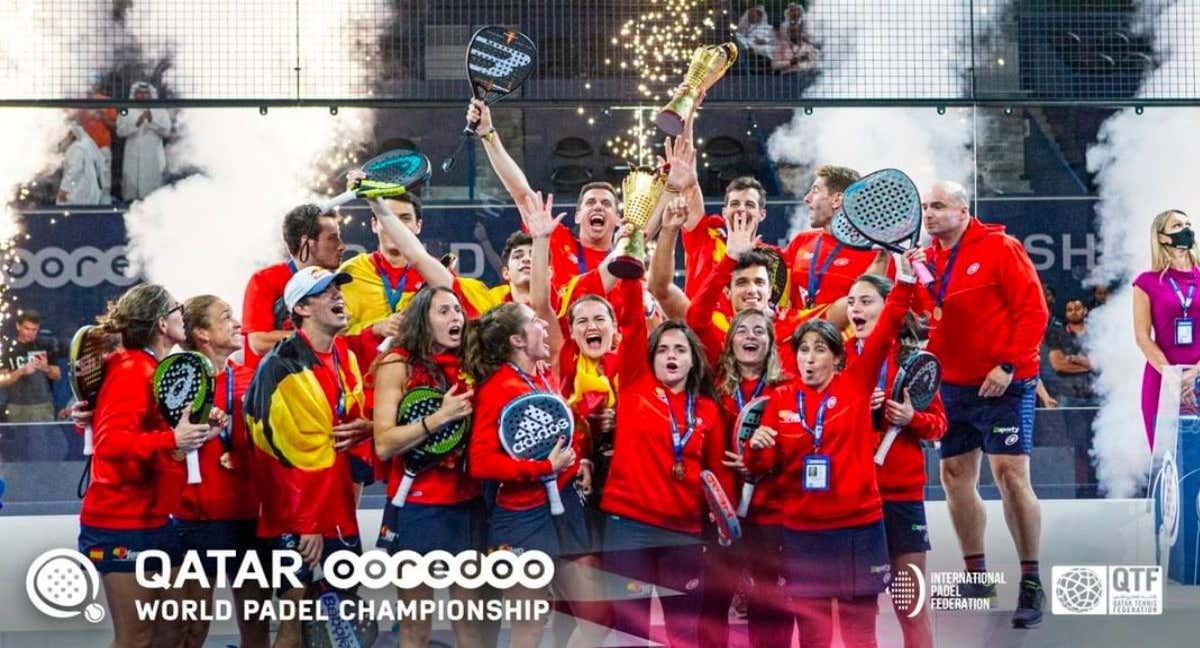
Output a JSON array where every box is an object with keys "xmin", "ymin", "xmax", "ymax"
[
  {"xmin": 655, "ymin": 42, "xmax": 739, "ymax": 136},
  {"xmin": 609, "ymin": 167, "xmax": 668, "ymax": 280}
]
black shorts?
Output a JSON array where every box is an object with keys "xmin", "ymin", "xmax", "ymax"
[
  {"xmin": 176, "ymin": 518, "xmax": 262, "ymax": 576},
  {"xmin": 79, "ymin": 522, "xmax": 182, "ymax": 574},
  {"xmin": 882, "ymin": 500, "xmax": 931, "ymax": 556},
  {"xmin": 376, "ymin": 498, "xmax": 486, "ymax": 555},
  {"xmin": 488, "ymin": 483, "xmax": 596, "ymax": 558},
  {"xmin": 781, "ymin": 521, "xmax": 891, "ymax": 599},
  {"xmin": 348, "ymin": 454, "xmax": 375, "ymax": 486},
  {"xmin": 939, "ymin": 378, "xmax": 1037, "ymax": 458}
]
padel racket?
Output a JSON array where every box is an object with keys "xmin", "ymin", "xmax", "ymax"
[
  {"xmin": 318, "ymin": 149, "xmax": 432, "ymax": 213},
  {"xmin": 730, "ymin": 396, "xmax": 769, "ymax": 518},
  {"xmin": 153, "ymin": 351, "xmax": 215, "ymax": 484},
  {"xmin": 68, "ymin": 325, "xmax": 108, "ymax": 456},
  {"xmin": 874, "ymin": 351, "xmax": 941, "ymax": 465},
  {"xmin": 830, "ymin": 209, "xmax": 875, "ymax": 251},
  {"xmin": 758, "ymin": 246, "xmax": 792, "ymax": 311},
  {"xmin": 442, "ymin": 26, "xmax": 538, "ymax": 172},
  {"xmin": 499, "ymin": 392, "xmax": 574, "ymax": 515},
  {"xmin": 840, "ymin": 169, "xmax": 934, "ymax": 284},
  {"xmin": 302, "ymin": 563, "xmax": 379, "ymax": 648},
  {"xmin": 390, "ymin": 386, "xmax": 471, "ymax": 507},
  {"xmin": 701, "ymin": 469, "xmax": 741, "ymax": 546}
]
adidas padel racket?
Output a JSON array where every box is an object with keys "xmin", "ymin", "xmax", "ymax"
[
  {"xmin": 319, "ymin": 149, "xmax": 432, "ymax": 213},
  {"xmin": 701, "ymin": 469, "xmax": 741, "ymax": 546},
  {"xmin": 442, "ymin": 26, "xmax": 538, "ymax": 172},
  {"xmin": 390, "ymin": 386, "xmax": 471, "ymax": 507},
  {"xmin": 153, "ymin": 351, "xmax": 215, "ymax": 484},
  {"xmin": 68, "ymin": 325, "xmax": 109, "ymax": 455},
  {"xmin": 874, "ymin": 351, "xmax": 941, "ymax": 465},
  {"xmin": 841, "ymin": 169, "xmax": 933, "ymax": 284},
  {"xmin": 730, "ymin": 396, "xmax": 769, "ymax": 518},
  {"xmin": 499, "ymin": 392, "xmax": 574, "ymax": 515}
]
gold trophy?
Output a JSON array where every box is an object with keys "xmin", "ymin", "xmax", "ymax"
[
  {"xmin": 656, "ymin": 42, "xmax": 739, "ymax": 136},
  {"xmin": 610, "ymin": 167, "xmax": 668, "ymax": 279}
]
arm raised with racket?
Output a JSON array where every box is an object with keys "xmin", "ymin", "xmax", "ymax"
[
  {"xmin": 318, "ymin": 149, "xmax": 432, "ymax": 213},
  {"xmin": 471, "ymin": 101, "xmax": 537, "ymax": 208}
]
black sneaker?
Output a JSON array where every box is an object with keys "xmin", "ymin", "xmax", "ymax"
[
  {"xmin": 958, "ymin": 575, "xmax": 997, "ymax": 601},
  {"xmin": 1012, "ymin": 577, "xmax": 1045, "ymax": 628}
]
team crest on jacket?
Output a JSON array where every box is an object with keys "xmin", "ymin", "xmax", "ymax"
[
  {"xmin": 966, "ymin": 262, "xmax": 981, "ymax": 275},
  {"xmin": 826, "ymin": 396, "xmax": 838, "ymax": 409},
  {"xmin": 780, "ymin": 410, "xmax": 800, "ymax": 423},
  {"xmin": 833, "ymin": 258, "xmax": 850, "ymax": 267}
]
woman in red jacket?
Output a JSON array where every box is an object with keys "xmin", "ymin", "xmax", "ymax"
[
  {"xmin": 559, "ymin": 294, "xmax": 620, "ymax": 508},
  {"xmin": 847, "ymin": 274, "xmax": 947, "ymax": 648},
  {"xmin": 746, "ymin": 253, "xmax": 916, "ymax": 648},
  {"xmin": 78, "ymin": 283, "xmax": 214, "ymax": 648},
  {"xmin": 176, "ymin": 295, "xmax": 267, "ymax": 648},
  {"xmin": 700, "ymin": 307, "xmax": 792, "ymax": 648},
  {"xmin": 600, "ymin": 274, "xmax": 732, "ymax": 648},
  {"xmin": 373, "ymin": 285, "xmax": 484, "ymax": 648}
]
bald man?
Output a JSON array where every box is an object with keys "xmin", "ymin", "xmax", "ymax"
[{"xmin": 913, "ymin": 181, "xmax": 1049, "ymax": 629}]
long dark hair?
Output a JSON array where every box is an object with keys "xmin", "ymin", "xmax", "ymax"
[
  {"xmin": 717, "ymin": 308, "xmax": 783, "ymax": 397},
  {"xmin": 375, "ymin": 286, "xmax": 462, "ymax": 385},
  {"xmin": 647, "ymin": 321, "xmax": 716, "ymax": 400},
  {"xmin": 852, "ymin": 273, "xmax": 923, "ymax": 358},
  {"xmin": 462, "ymin": 302, "xmax": 527, "ymax": 382}
]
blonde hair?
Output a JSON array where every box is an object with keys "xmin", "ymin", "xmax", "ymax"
[
  {"xmin": 1150, "ymin": 209, "xmax": 1200, "ymax": 273},
  {"xmin": 717, "ymin": 309, "xmax": 783, "ymax": 397}
]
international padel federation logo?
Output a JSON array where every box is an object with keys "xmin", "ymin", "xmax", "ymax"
[
  {"xmin": 888, "ymin": 562, "xmax": 927, "ymax": 618},
  {"xmin": 26, "ymin": 549, "xmax": 106, "ymax": 622}
]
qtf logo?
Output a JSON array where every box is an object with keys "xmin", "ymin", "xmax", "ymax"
[
  {"xmin": 887, "ymin": 562, "xmax": 927, "ymax": 618},
  {"xmin": 25, "ymin": 549, "xmax": 106, "ymax": 622}
]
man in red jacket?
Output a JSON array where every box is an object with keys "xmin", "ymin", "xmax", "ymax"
[{"xmin": 915, "ymin": 180, "xmax": 1049, "ymax": 629}]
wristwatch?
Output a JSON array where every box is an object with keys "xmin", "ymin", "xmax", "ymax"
[{"xmin": 999, "ymin": 362, "xmax": 1015, "ymax": 374}]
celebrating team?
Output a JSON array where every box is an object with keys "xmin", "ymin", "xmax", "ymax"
[{"xmin": 71, "ymin": 98, "xmax": 1048, "ymax": 648}]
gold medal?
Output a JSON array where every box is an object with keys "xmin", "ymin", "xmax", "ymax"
[
  {"xmin": 673, "ymin": 461, "xmax": 685, "ymax": 481},
  {"xmin": 219, "ymin": 452, "xmax": 236, "ymax": 470},
  {"xmin": 171, "ymin": 449, "xmax": 186, "ymax": 462},
  {"xmin": 932, "ymin": 306, "xmax": 943, "ymax": 321}
]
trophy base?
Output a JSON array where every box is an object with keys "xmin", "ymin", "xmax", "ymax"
[
  {"xmin": 609, "ymin": 256, "xmax": 646, "ymax": 280},
  {"xmin": 655, "ymin": 110, "xmax": 684, "ymax": 137}
]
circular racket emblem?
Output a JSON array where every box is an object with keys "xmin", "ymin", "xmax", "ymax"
[
  {"xmin": 25, "ymin": 549, "xmax": 105, "ymax": 622},
  {"xmin": 1159, "ymin": 452, "xmax": 1180, "ymax": 547},
  {"xmin": 163, "ymin": 369, "xmax": 196, "ymax": 411}
]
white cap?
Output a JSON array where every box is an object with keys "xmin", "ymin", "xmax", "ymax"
[{"xmin": 283, "ymin": 266, "xmax": 352, "ymax": 312}]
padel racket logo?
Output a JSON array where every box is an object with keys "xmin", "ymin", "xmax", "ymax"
[{"xmin": 25, "ymin": 549, "xmax": 106, "ymax": 622}]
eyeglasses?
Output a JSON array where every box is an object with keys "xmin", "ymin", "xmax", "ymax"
[{"xmin": 163, "ymin": 303, "xmax": 183, "ymax": 318}]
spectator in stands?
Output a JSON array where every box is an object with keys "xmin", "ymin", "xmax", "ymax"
[
  {"xmin": 1037, "ymin": 285, "xmax": 1060, "ymax": 408},
  {"xmin": 770, "ymin": 15, "xmax": 819, "ymax": 74},
  {"xmin": 80, "ymin": 85, "xmax": 117, "ymax": 202},
  {"xmin": 1047, "ymin": 299, "xmax": 1097, "ymax": 407},
  {"xmin": 0, "ymin": 310, "xmax": 62, "ymax": 422},
  {"xmin": 1090, "ymin": 283, "xmax": 1111, "ymax": 310},
  {"xmin": 57, "ymin": 123, "xmax": 106, "ymax": 206},
  {"xmin": 736, "ymin": 5, "xmax": 775, "ymax": 58},
  {"xmin": 115, "ymin": 81, "xmax": 171, "ymax": 201}
]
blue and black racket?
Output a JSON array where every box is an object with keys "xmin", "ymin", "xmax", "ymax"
[{"xmin": 319, "ymin": 149, "xmax": 432, "ymax": 212}]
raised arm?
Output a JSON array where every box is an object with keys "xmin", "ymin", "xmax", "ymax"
[
  {"xmin": 647, "ymin": 112, "xmax": 703, "ymax": 238},
  {"xmin": 471, "ymin": 100, "xmax": 536, "ymax": 208},
  {"xmin": 846, "ymin": 253, "xmax": 917, "ymax": 390},
  {"xmin": 368, "ymin": 198, "xmax": 453, "ymax": 288},
  {"xmin": 649, "ymin": 198, "xmax": 691, "ymax": 316},
  {"xmin": 521, "ymin": 191, "xmax": 567, "ymax": 373}
]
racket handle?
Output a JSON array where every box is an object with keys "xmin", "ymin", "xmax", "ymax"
[
  {"xmin": 377, "ymin": 336, "xmax": 395, "ymax": 353},
  {"xmin": 391, "ymin": 473, "xmax": 415, "ymax": 507},
  {"xmin": 186, "ymin": 449, "xmax": 202, "ymax": 484},
  {"xmin": 874, "ymin": 425, "xmax": 901, "ymax": 465},
  {"xmin": 914, "ymin": 261, "xmax": 935, "ymax": 286},
  {"xmin": 317, "ymin": 189, "xmax": 356, "ymax": 214},
  {"xmin": 544, "ymin": 478, "xmax": 565, "ymax": 515},
  {"xmin": 82, "ymin": 424, "xmax": 94, "ymax": 456},
  {"xmin": 462, "ymin": 119, "xmax": 480, "ymax": 137},
  {"xmin": 441, "ymin": 135, "xmax": 470, "ymax": 173},
  {"xmin": 737, "ymin": 482, "xmax": 756, "ymax": 518}
]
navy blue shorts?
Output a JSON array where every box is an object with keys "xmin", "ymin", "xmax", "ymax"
[
  {"xmin": 267, "ymin": 533, "xmax": 361, "ymax": 595},
  {"xmin": 348, "ymin": 455, "xmax": 375, "ymax": 486},
  {"xmin": 938, "ymin": 378, "xmax": 1037, "ymax": 458},
  {"xmin": 882, "ymin": 500, "xmax": 931, "ymax": 556},
  {"xmin": 488, "ymin": 483, "xmax": 595, "ymax": 558},
  {"xmin": 79, "ymin": 522, "xmax": 183, "ymax": 574},
  {"xmin": 781, "ymin": 521, "xmax": 891, "ymax": 599},
  {"xmin": 176, "ymin": 518, "xmax": 261, "ymax": 576},
  {"xmin": 602, "ymin": 514, "xmax": 701, "ymax": 553},
  {"xmin": 376, "ymin": 498, "xmax": 486, "ymax": 555}
]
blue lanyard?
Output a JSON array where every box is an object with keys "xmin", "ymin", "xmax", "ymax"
[
  {"xmin": 219, "ymin": 366, "xmax": 234, "ymax": 450},
  {"xmin": 855, "ymin": 339, "xmax": 889, "ymax": 391},
  {"xmin": 287, "ymin": 258, "xmax": 298, "ymax": 274},
  {"xmin": 378, "ymin": 264, "xmax": 409, "ymax": 312},
  {"xmin": 928, "ymin": 243, "xmax": 962, "ymax": 308},
  {"xmin": 733, "ymin": 376, "xmax": 766, "ymax": 410},
  {"xmin": 1168, "ymin": 276, "xmax": 1196, "ymax": 316},
  {"xmin": 666, "ymin": 392, "xmax": 697, "ymax": 466},
  {"xmin": 330, "ymin": 352, "xmax": 346, "ymax": 419},
  {"xmin": 509, "ymin": 362, "xmax": 553, "ymax": 393},
  {"xmin": 795, "ymin": 390, "xmax": 832, "ymax": 450},
  {"xmin": 806, "ymin": 237, "xmax": 842, "ymax": 308},
  {"xmin": 576, "ymin": 239, "xmax": 590, "ymax": 275}
]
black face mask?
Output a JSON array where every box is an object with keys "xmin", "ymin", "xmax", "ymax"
[{"xmin": 1166, "ymin": 227, "xmax": 1196, "ymax": 250}]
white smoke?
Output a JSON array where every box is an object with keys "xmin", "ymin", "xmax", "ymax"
[
  {"xmin": 1085, "ymin": 0, "xmax": 1199, "ymax": 496},
  {"xmin": 120, "ymin": 1, "xmax": 389, "ymax": 313},
  {"xmin": 766, "ymin": 0, "xmax": 984, "ymax": 235}
]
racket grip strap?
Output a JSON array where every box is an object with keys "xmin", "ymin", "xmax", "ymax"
[
  {"xmin": 377, "ymin": 336, "xmax": 394, "ymax": 353},
  {"xmin": 544, "ymin": 479, "xmax": 565, "ymax": 515},
  {"xmin": 874, "ymin": 427, "xmax": 901, "ymax": 465},
  {"xmin": 737, "ymin": 482, "xmax": 755, "ymax": 518},
  {"xmin": 317, "ymin": 190, "xmax": 356, "ymax": 214},
  {"xmin": 82, "ymin": 424, "xmax": 94, "ymax": 456},
  {"xmin": 186, "ymin": 449, "xmax": 202, "ymax": 484},
  {"xmin": 391, "ymin": 474, "xmax": 415, "ymax": 508}
]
